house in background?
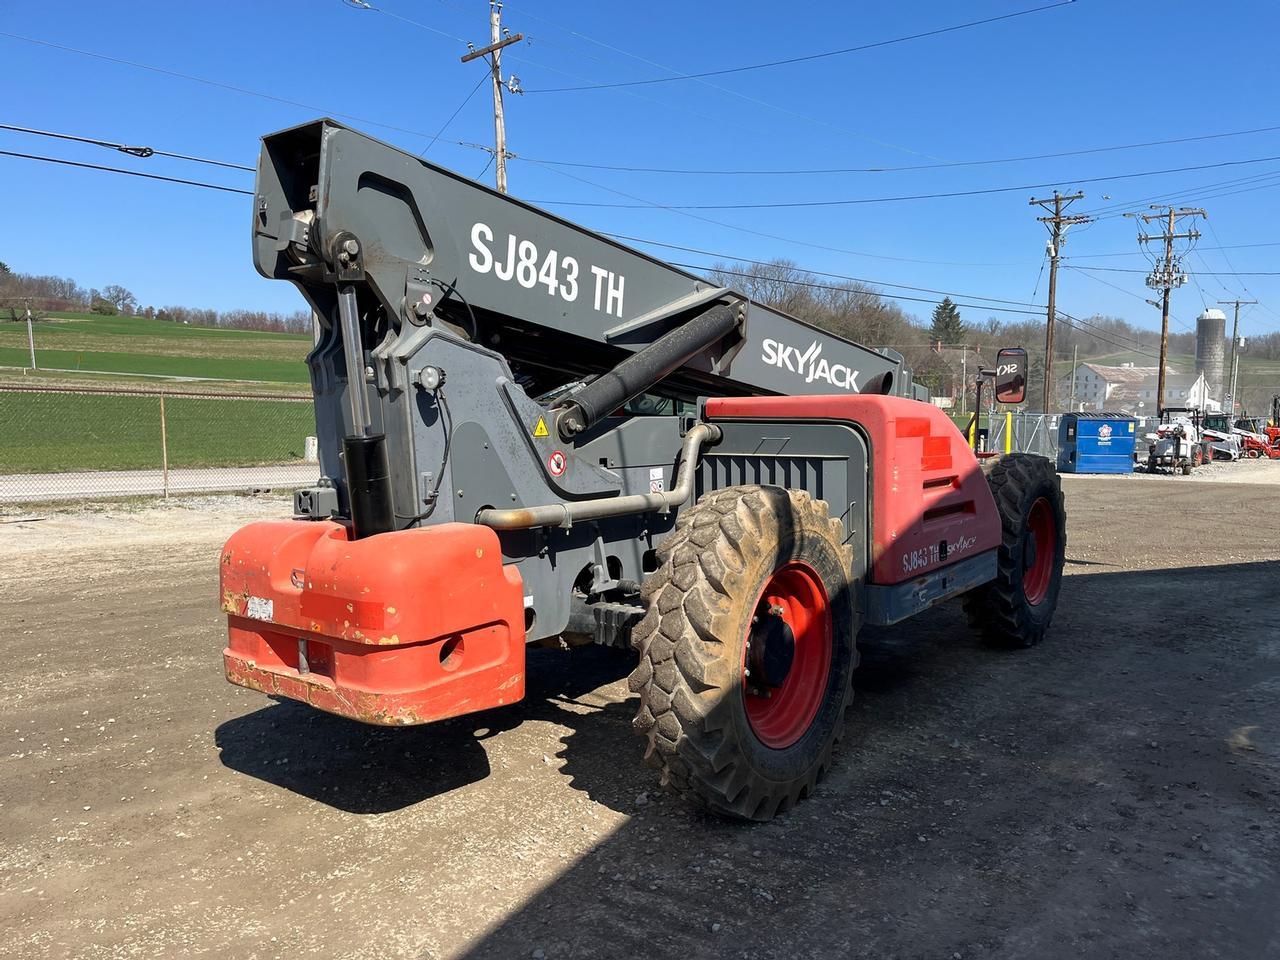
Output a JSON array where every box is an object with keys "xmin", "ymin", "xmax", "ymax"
[{"xmin": 1059, "ymin": 362, "xmax": 1219, "ymax": 414}]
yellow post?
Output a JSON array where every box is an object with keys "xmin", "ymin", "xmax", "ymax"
[{"xmin": 1005, "ymin": 412, "xmax": 1013, "ymax": 454}]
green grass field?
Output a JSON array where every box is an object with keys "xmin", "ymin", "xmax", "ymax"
[
  {"xmin": 0, "ymin": 313, "xmax": 311, "ymax": 384},
  {"xmin": 0, "ymin": 391, "xmax": 316, "ymax": 473}
]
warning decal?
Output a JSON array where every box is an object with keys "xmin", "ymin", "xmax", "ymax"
[
  {"xmin": 547, "ymin": 450, "xmax": 567, "ymax": 477},
  {"xmin": 532, "ymin": 416, "xmax": 550, "ymax": 439}
]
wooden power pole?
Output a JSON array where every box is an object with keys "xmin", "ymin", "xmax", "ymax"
[
  {"xmin": 1218, "ymin": 297, "xmax": 1255, "ymax": 415},
  {"xmin": 461, "ymin": 1, "xmax": 523, "ymax": 194},
  {"xmin": 1029, "ymin": 191, "xmax": 1089, "ymax": 413},
  {"xmin": 1125, "ymin": 206, "xmax": 1205, "ymax": 416}
]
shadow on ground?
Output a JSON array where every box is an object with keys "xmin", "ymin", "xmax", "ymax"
[
  {"xmin": 214, "ymin": 644, "xmax": 634, "ymax": 815},
  {"xmin": 217, "ymin": 562, "xmax": 1280, "ymax": 958},
  {"xmin": 471, "ymin": 562, "xmax": 1280, "ymax": 960}
]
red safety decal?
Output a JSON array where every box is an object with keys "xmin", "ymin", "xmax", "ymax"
[{"xmin": 547, "ymin": 450, "xmax": 567, "ymax": 476}]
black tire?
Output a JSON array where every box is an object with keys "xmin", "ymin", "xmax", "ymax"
[
  {"xmin": 1180, "ymin": 460, "xmax": 1193, "ymax": 476},
  {"xmin": 963, "ymin": 454, "xmax": 1066, "ymax": 649},
  {"xmin": 628, "ymin": 485, "xmax": 857, "ymax": 821}
]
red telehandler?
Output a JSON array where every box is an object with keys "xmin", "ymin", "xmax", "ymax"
[{"xmin": 220, "ymin": 121, "xmax": 1066, "ymax": 820}]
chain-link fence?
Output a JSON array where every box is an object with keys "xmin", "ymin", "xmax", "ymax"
[
  {"xmin": 0, "ymin": 385, "xmax": 318, "ymax": 503},
  {"xmin": 980, "ymin": 412, "xmax": 1161, "ymax": 460}
]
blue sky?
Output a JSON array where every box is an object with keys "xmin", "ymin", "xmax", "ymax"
[{"xmin": 3, "ymin": 0, "xmax": 1278, "ymax": 340}]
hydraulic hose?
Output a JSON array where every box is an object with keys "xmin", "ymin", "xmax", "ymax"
[{"xmin": 475, "ymin": 422, "xmax": 722, "ymax": 530}]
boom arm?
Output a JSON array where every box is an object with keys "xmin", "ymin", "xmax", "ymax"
[{"xmin": 252, "ymin": 119, "xmax": 922, "ymax": 408}]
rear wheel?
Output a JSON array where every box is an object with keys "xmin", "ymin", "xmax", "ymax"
[
  {"xmin": 963, "ymin": 454, "xmax": 1066, "ymax": 648},
  {"xmin": 629, "ymin": 485, "xmax": 858, "ymax": 821}
]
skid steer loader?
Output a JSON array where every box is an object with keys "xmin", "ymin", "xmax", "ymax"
[{"xmin": 220, "ymin": 120, "xmax": 1066, "ymax": 820}]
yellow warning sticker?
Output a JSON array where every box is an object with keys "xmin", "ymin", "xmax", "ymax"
[{"xmin": 532, "ymin": 416, "xmax": 549, "ymax": 439}]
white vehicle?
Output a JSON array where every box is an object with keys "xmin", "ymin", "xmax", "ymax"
[{"xmin": 1146, "ymin": 410, "xmax": 1201, "ymax": 475}]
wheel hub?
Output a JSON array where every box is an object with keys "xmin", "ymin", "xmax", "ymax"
[
  {"xmin": 741, "ymin": 561, "xmax": 833, "ymax": 750},
  {"xmin": 1022, "ymin": 496, "xmax": 1056, "ymax": 606},
  {"xmin": 747, "ymin": 604, "xmax": 796, "ymax": 691}
]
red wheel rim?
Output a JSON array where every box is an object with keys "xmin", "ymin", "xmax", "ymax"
[
  {"xmin": 1023, "ymin": 496, "xmax": 1056, "ymax": 606},
  {"xmin": 742, "ymin": 561, "xmax": 832, "ymax": 749}
]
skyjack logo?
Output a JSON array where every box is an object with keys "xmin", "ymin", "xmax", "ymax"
[{"xmin": 761, "ymin": 338, "xmax": 859, "ymax": 390}]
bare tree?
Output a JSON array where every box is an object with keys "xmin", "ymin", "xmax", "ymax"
[{"xmin": 101, "ymin": 284, "xmax": 138, "ymax": 315}]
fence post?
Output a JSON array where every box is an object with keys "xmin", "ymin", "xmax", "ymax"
[{"xmin": 159, "ymin": 392, "xmax": 169, "ymax": 499}]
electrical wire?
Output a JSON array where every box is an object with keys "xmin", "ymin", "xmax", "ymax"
[
  {"xmin": 1064, "ymin": 240, "xmax": 1280, "ymax": 260},
  {"xmin": 0, "ymin": 31, "xmax": 493, "ymax": 155},
  {"xmin": 0, "ymin": 149, "xmax": 252, "ymax": 195},
  {"xmin": 607, "ymin": 233, "xmax": 1045, "ymax": 307},
  {"xmin": 676, "ymin": 262, "xmax": 1045, "ymax": 317},
  {"xmin": 528, "ymin": 154, "xmax": 1280, "ymax": 210},
  {"xmin": 420, "ymin": 72, "xmax": 489, "ymax": 157},
  {"xmin": 520, "ymin": 155, "xmax": 1026, "ymax": 267},
  {"xmin": 0, "ymin": 122, "xmax": 253, "ymax": 171},
  {"xmin": 525, "ymin": 1, "xmax": 1076, "ymax": 92},
  {"xmin": 514, "ymin": 122, "xmax": 1280, "ymax": 176},
  {"xmin": 340, "ymin": 0, "xmax": 469, "ymax": 44},
  {"xmin": 396, "ymin": 387, "xmax": 453, "ymax": 526},
  {"xmin": 1069, "ymin": 265, "xmax": 1280, "ymax": 277}
]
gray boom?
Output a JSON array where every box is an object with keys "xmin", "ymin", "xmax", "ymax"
[{"xmin": 252, "ymin": 119, "xmax": 926, "ymax": 642}]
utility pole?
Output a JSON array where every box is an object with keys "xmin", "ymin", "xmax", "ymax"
[
  {"xmin": 24, "ymin": 299, "xmax": 36, "ymax": 369},
  {"xmin": 1125, "ymin": 205, "xmax": 1205, "ymax": 417},
  {"xmin": 1218, "ymin": 298, "xmax": 1255, "ymax": 415},
  {"xmin": 1029, "ymin": 191, "xmax": 1089, "ymax": 413},
  {"xmin": 461, "ymin": 2, "xmax": 523, "ymax": 194}
]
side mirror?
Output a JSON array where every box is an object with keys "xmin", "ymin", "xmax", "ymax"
[{"xmin": 994, "ymin": 347, "xmax": 1028, "ymax": 404}]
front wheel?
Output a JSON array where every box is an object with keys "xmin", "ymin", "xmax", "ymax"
[
  {"xmin": 963, "ymin": 454, "xmax": 1066, "ymax": 648},
  {"xmin": 629, "ymin": 486, "xmax": 858, "ymax": 821}
]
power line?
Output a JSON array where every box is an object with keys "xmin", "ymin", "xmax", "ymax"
[
  {"xmin": 1064, "ymin": 240, "xmax": 1280, "ymax": 259},
  {"xmin": 520, "ymin": 154, "xmax": 1026, "ymax": 267},
  {"xmin": 525, "ymin": 1, "xmax": 1076, "ymax": 92},
  {"xmin": 0, "ymin": 31, "xmax": 492, "ymax": 154},
  {"xmin": 0, "ymin": 149, "xmax": 252, "ymax": 195},
  {"xmin": 1068, "ymin": 265, "xmax": 1280, "ymax": 276},
  {"xmin": 504, "ymin": 7, "xmax": 947, "ymax": 161},
  {"xmin": 0, "ymin": 122, "xmax": 254, "ymax": 172},
  {"xmin": 339, "ymin": 0, "xmax": 469, "ymax": 44},
  {"xmin": 1076, "ymin": 169, "xmax": 1280, "ymax": 219},
  {"xmin": 675, "ymin": 262, "xmax": 1046, "ymax": 317},
  {"xmin": 0, "ymin": 116, "xmax": 1021, "ymax": 270},
  {"xmin": 420, "ymin": 72, "xmax": 489, "ymax": 157},
  {"xmin": 529, "ymin": 154, "xmax": 1280, "ymax": 210},
  {"xmin": 513, "ymin": 122, "xmax": 1280, "ymax": 176},
  {"xmin": 607, "ymin": 234, "xmax": 1046, "ymax": 306},
  {"xmin": 1053, "ymin": 312, "xmax": 1163, "ymax": 361}
]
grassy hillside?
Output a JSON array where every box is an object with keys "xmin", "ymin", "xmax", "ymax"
[
  {"xmin": 1089, "ymin": 350, "xmax": 1280, "ymax": 376},
  {"xmin": 0, "ymin": 390, "xmax": 315, "ymax": 473},
  {"xmin": 0, "ymin": 313, "xmax": 311, "ymax": 384}
]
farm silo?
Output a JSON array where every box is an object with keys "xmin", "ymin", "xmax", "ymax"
[{"xmin": 1195, "ymin": 308, "xmax": 1226, "ymax": 404}]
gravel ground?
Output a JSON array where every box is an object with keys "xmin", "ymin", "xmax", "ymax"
[{"xmin": 1, "ymin": 478, "xmax": 1277, "ymax": 959}]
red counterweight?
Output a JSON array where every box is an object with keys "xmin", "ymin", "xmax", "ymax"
[{"xmin": 220, "ymin": 520, "xmax": 526, "ymax": 725}]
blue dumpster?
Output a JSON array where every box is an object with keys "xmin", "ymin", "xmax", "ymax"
[{"xmin": 1057, "ymin": 413, "xmax": 1136, "ymax": 474}]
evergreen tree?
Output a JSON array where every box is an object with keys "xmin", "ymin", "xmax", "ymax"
[{"xmin": 929, "ymin": 297, "xmax": 965, "ymax": 345}]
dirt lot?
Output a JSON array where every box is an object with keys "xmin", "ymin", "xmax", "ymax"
[{"xmin": 2, "ymin": 476, "xmax": 1278, "ymax": 960}]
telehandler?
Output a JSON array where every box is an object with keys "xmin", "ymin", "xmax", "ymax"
[{"xmin": 220, "ymin": 120, "xmax": 1065, "ymax": 820}]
